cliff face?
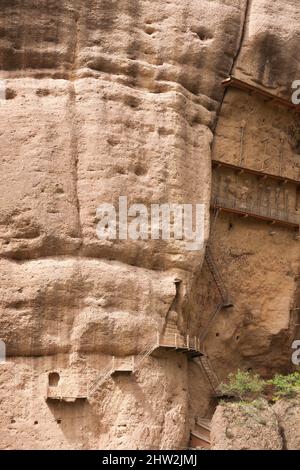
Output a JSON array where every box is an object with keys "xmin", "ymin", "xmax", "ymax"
[
  {"xmin": 0, "ymin": 0, "xmax": 299, "ymax": 449},
  {"xmin": 211, "ymin": 396, "xmax": 300, "ymax": 450},
  {"xmin": 211, "ymin": 400, "xmax": 283, "ymax": 450}
]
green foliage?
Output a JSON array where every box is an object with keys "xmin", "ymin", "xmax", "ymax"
[
  {"xmin": 219, "ymin": 370, "xmax": 266, "ymax": 400},
  {"xmin": 220, "ymin": 370, "xmax": 300, "ymax": 402},
  {"xmin": 268, "ymin": 372, "xmax": 300, "ymax": 399}
]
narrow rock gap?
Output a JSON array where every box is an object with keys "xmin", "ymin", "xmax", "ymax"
[
  {"xmin": 163, "ymin": 280, "xmax": 182, "ymax": 335},
  {"xmin": 279, "ymin": 423, "xmax": 288, "ymax": 450},
  {"xmin": 68, "ymin": 80, "xmax": 83, "ymax": 248},
  {"xmin": 68, "ymin": 1, "xmax": 83, "ymax": 251},
  {"xmin": 212, "ymin": 0, "xmax": 251, "ymax": 133}
]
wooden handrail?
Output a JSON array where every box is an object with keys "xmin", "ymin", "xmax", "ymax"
[{"xmin": 212, "ymin": 195, "xmax": 299, "ymax": 229}]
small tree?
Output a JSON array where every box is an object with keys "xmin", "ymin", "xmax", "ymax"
[
  {"xmin": 268, "ymin": 372, "xmax": 300, "ymax": 399},
  {"xmin": 220, "ymin": 370, "xmax": 266, "ymax": 400}
]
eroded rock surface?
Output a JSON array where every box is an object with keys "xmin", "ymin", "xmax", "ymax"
[
  {"xmin": 0, "ymin": 0, "xmax": 300, "ymax": 449},
  {"xmin": 211, "ymin": 396, "xmax": 300, "ymax": 450},
  {"xmin": 211, "ymin": 400, "xmax": 281, "ymax": 450},
  {"xmin": 273, "ymin": 394, "xmax": 300, "ymax": 450}
]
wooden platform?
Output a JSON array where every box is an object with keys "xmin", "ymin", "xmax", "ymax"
[
  {"xmin": 222, "ymin": 76, "xmax": 300, "ymax": 113},
  {"xmin": 212, "ymin": 197, "xmax": 300, "ymax": 229},
  {"xmin": 88, "ymin": 330, "xmax": 204, "ymax": 396},
  {"xmin": 157, "ymin": 331, "xmax": 203, "ymax": 358},
  {"xmin": 46, "ymin": 392, "xmax": 87, "ymax": 402},
  {"xmin": 157, "ymin": 342, "xmax": 203, "ymax": 358},
  {"xmin": 212, "ymin": 160, "xmax": 300, "ymax": 187},
  {"xmin": 111, "ymin": 369, "xmax": 132, "ymax": 375}
]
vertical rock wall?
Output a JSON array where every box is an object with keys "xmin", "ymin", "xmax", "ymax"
[{"xmin": 0, "ymin": 0, "xmax": 299, "ymax": 449}]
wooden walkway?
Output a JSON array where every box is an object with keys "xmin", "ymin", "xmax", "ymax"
[
  {"xmin": 222, "ymin": 76, "xmax": 300, "ymax": 113},
  {"xmin": 87, "ymin": 328, "xmax": 203, "ymax": 398},
  {"xmin": 46, "ymin": 327, "xmax": 204, "ymax": 401},
  {"xmin": 46, "ymin": 247, "xmax": 234, "ymax": 402},
  {"xmin": 46, "ymin": 385, "xmax": 88, "ymax": 402},
  {"xmin": 212, "ymin": 160, "xmax": 300, "ymax": 187},
  {"xmin": 212, "ymin": 196, "xmax": 299, "ymax": 229}
]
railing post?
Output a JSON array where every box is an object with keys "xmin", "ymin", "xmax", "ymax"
[{"xmin": 187, "ymin": 334, "xmax": 190, "ymax": 350}]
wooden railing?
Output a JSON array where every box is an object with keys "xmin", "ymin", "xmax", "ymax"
[
  {"xmin": 212, "ymin": 195, "xmax": 299, "ymax": 228},
  {"xmin": 88, "ymin": 330, "xmax": 203, "ymax": 397},
  {"xmin": 158, "ymin": 331, "xmax": 201, "ymax": 352}
]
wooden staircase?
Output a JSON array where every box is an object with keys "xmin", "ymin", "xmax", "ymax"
[
  {"xmin": 196, "ymin": 244, "xmax": 233, "ymax": 396},
  {"xmin": 200, "ymin": 303, "xmax": 224, "ymax": 342},
  {"xmin": 88, "ymin": 344, "xmax": 156, "ymax": 398},
  {"xmin": 190, "ymin": 418, "xmax": 211, "ymax": 450},
  {"xmin": 89, "ymin": 327, "xmax": 203, "ymax": 398},
  {"xmin": 196, "ymin": 354, "xmax": 222, "ymax": 396},
  {"xmin": 200, "ymin": 244, "xmax": 233, "ymax": 346},
  {"xmin": 205, "ymin": 245, "xmax": 233, "ymax": 307}
]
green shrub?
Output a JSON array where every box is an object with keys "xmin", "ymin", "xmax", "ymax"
[
  {"xmin": 219, "ymin": 370, "xmax": 266, "ymax": 400},
  {"xmin": 268, "ymin": 372, "xmax": 300, "ymax": 399}
]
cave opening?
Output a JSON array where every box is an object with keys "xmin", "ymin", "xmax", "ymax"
[{"xmin": 48, "ymin": 372, "xmax": 60, "ymax": 387}]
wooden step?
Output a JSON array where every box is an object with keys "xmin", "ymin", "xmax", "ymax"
[
  {"xmin": 194, "ymin": 425, "xmax": 210, "ymax": 441},
  {"xmin": 196, "ymin": 418, "xmax": 211, "ymax": 431},
  {"xmin": 190, "ymin": 432, "xmax": 211, "ymax": 450},
  {"xmin": 191, "ymin": 418, "xmax": 211, "ymax": 450}
]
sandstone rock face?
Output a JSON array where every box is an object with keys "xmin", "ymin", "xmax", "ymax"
[
  {"xmin": 195, "ymin": 0, "xmax": 300, "ymax": 391},
  {"xmin": 0, "ymin": 0, "xmax": 300, "ymax": 449},
  {"xmin": 273, "ymin": 394, "xmax": 300, "ymax": 450},
  {"xmin": 211, "ymin": 397, "xmax": 300, "ymax": 450},
  {"xmin": 211, "ymin": 400, "xmax": 281, "ymax": 450}
]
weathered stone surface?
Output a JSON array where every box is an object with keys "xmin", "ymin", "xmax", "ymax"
[
  {"xmin": 235, "ymin": 0, "xmax": 300, "ymax": 97},
  {"xmin": 0, "ymin": 79, "xmax": 81, "ymax": 259},
  {"xmin": 0, "ymin": 258, "xmax": 177, "ymax": 356},
  {"xmin": 211, "ymin": 400, "xmax": 283, "ymax": 450},
  {"xmin": 0, "ymin": 0, "xmax": 300, "ymax": 450},
  {"xmin": 273, "ymin": 394, "xmax": 300, "ymax": 450},
  {"xmin": 211, "ymin": 396, "xmax": 300, "ymax": 451}
]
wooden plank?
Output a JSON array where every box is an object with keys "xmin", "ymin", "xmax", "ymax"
[{"xmin": 190, "ymin": 432, "xmax": 211, "ymax": 450}]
